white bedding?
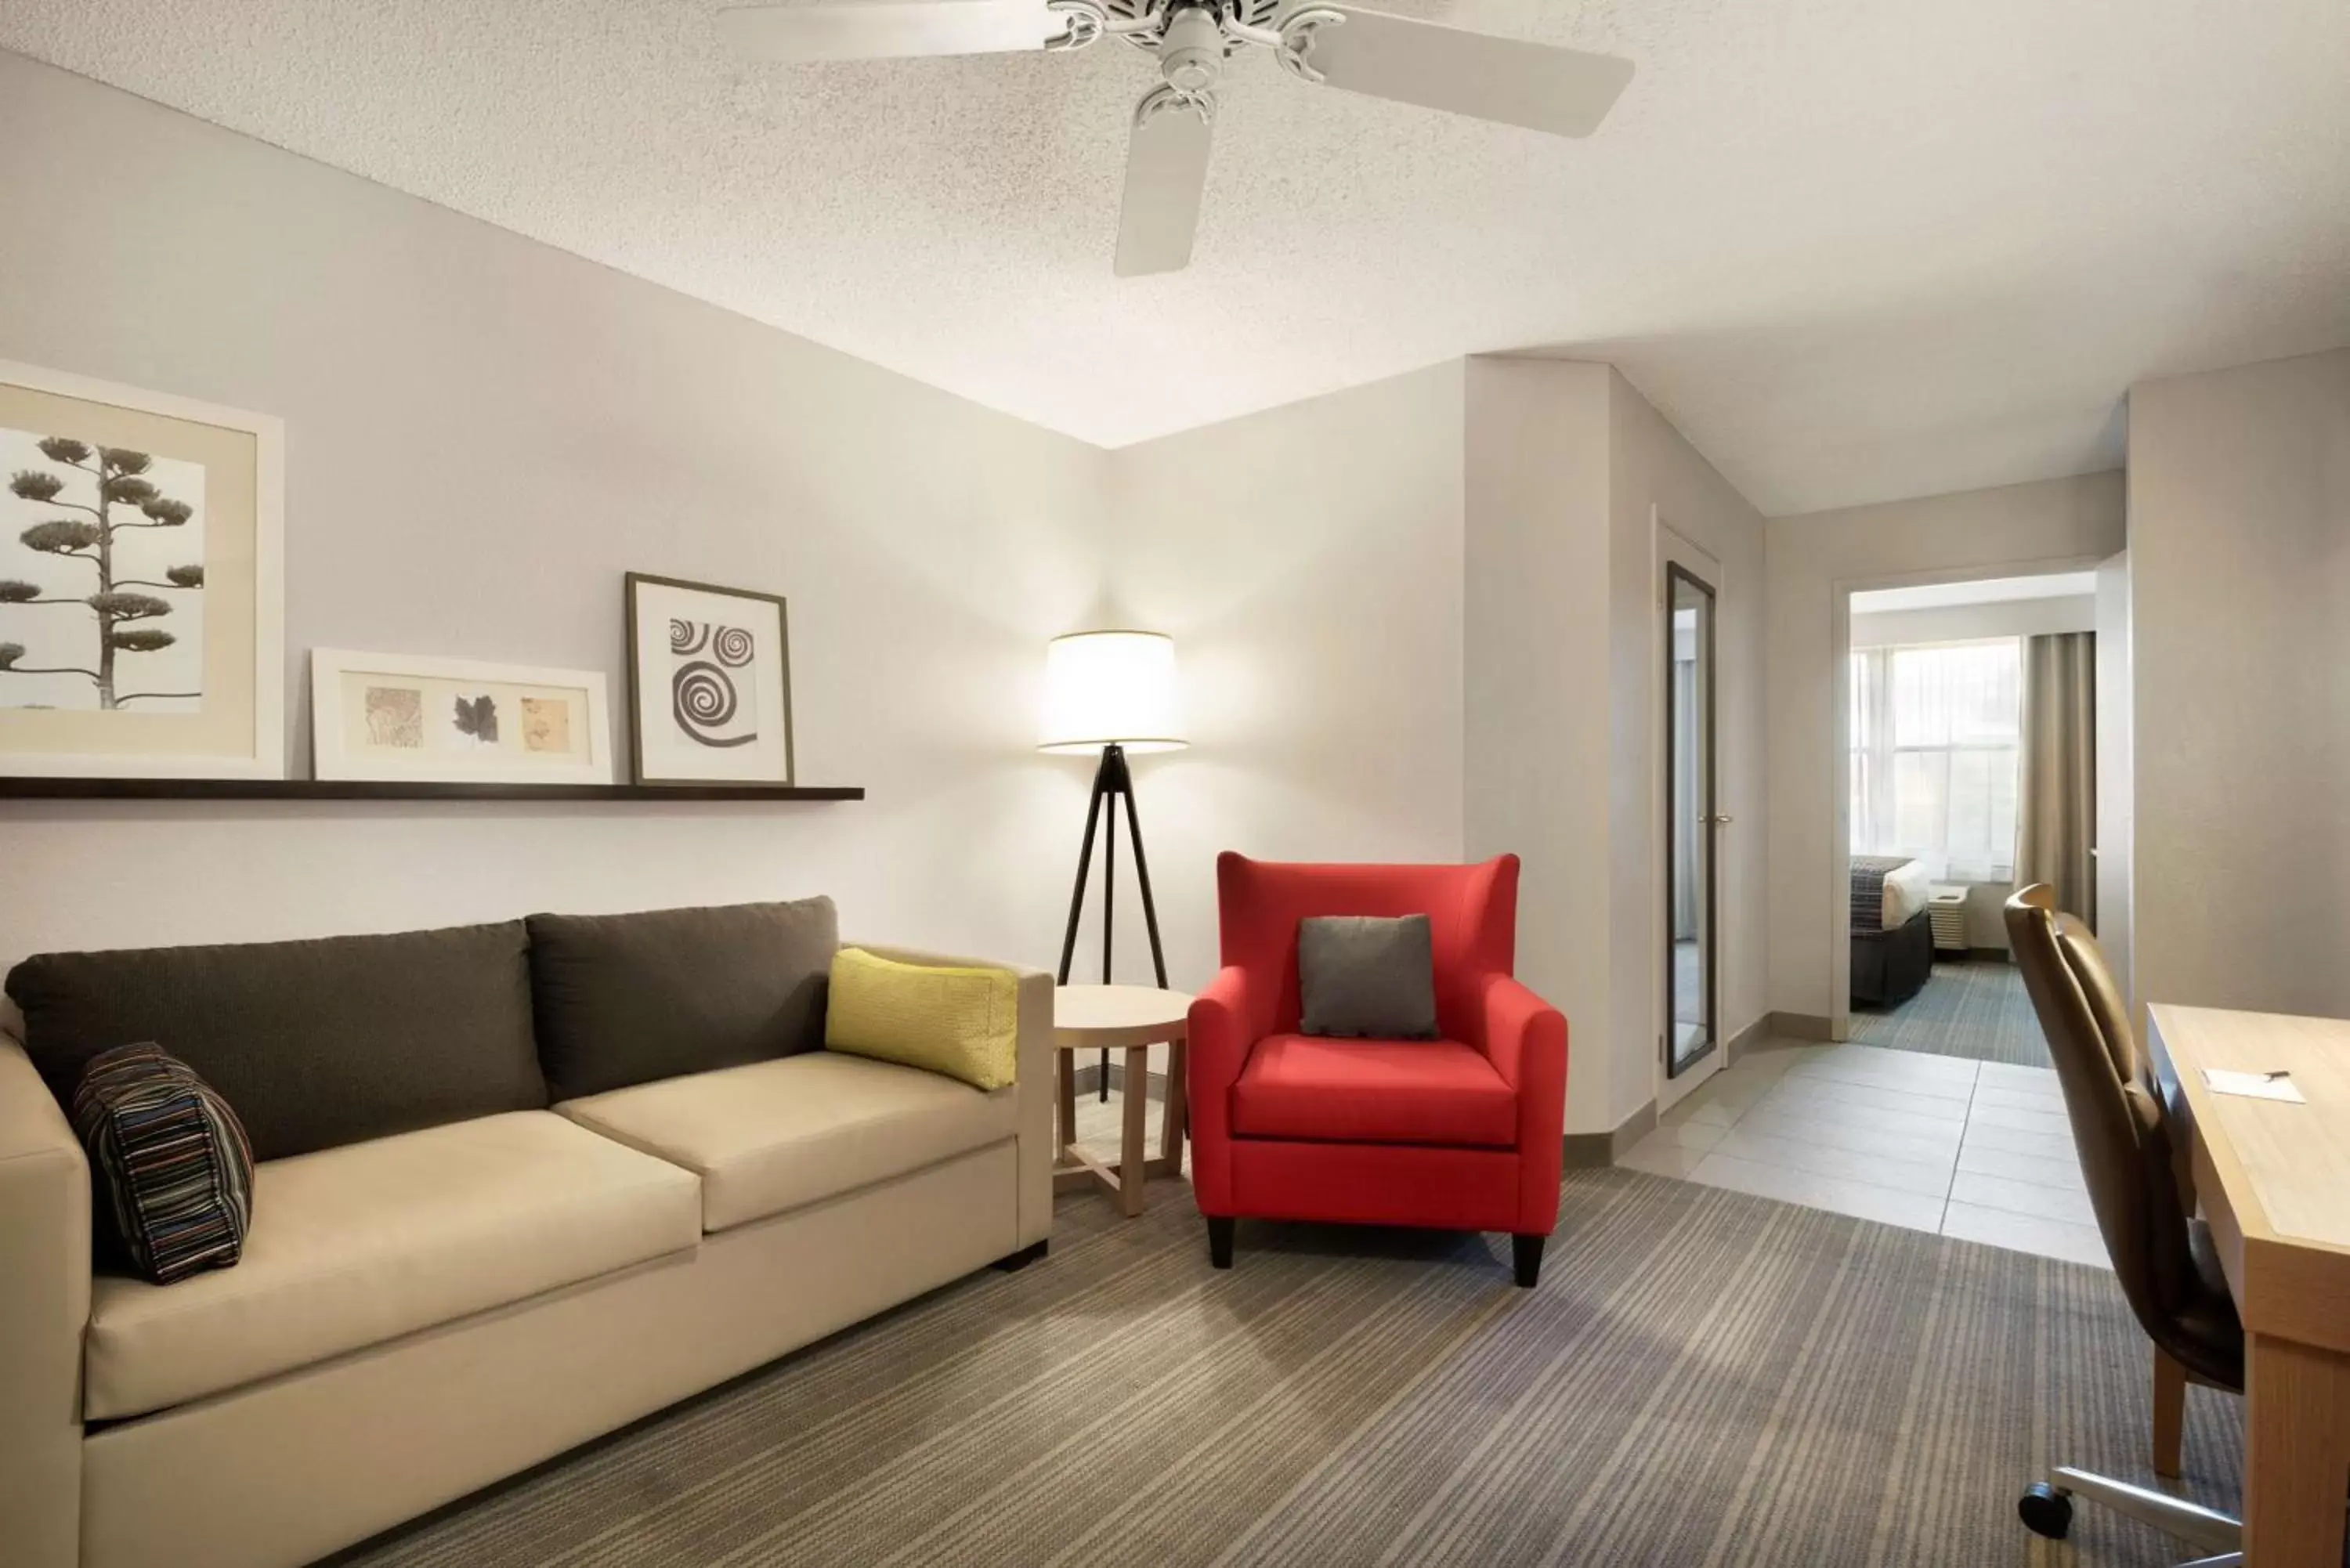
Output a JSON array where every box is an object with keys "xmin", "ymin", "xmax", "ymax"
[{"xmin": 1880, "ymin": 859, "xmax": 1933, "ymax": 929}]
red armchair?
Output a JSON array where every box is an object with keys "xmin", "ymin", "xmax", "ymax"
[{"xmin": 1186, "ymin": 852, "xmax": 1568, "ymax": 1287}]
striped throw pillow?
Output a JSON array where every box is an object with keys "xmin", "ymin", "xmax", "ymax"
[{"xmin": 71, "ymin": 1043, "xmax": 255, "ymax": 1285}]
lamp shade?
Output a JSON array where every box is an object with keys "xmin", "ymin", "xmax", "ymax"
[{"xmin": 1039, "ymin": 630, "xmax": 1185, "ymax": 754}]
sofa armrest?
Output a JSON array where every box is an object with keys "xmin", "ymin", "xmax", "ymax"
[
  {"xmin": 1184, "ymin": 965, "xmax": 1271, "ymax": 1216},
  {"xmin": 0, "ymin": 1034, "xmax": 89, "ymax": 1568},
  {"xmin": 851, "ymin": 945, "xmax": 1054, "ymax": 1250},
  {"xmin": 1477, "ymin": 976, "xmax": 1567, "ymax": 1235}
]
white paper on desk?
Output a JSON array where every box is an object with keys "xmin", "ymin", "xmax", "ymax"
[{"xmin": 2203, "ymin": 1068, "xmax": 2308, "ymax": 1104}]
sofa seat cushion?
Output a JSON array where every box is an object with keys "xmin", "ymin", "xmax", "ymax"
[
  {"xmin": 1231, "ymin": 1034, "xmax": 1517, "ymax": 1149},
  {"xmin": 84, "ymin": 1111, "xmax": 700, "ymax": 1422},
  {"xmin": 557, "ymin": 1053, "xmax": 1017, "ymax": 1233}
]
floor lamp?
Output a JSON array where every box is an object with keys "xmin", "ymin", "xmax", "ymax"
[{"xmin": 1041, "ymin": 630, "xmax": 1185, "ymax": 1100}]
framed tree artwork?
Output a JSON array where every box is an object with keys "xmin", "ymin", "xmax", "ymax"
[
  {"xmin": 624, "ymin": 573, "xmax": 794, "ymax": 786},
  {"xmin": 309, "ymin": 649, "xmax": 612, "ymax": 785},
  {"xmin": 0, "ymin": 360, "xmax": 284, "ymax": 777}
]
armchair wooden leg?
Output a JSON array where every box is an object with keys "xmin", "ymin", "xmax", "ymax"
[
  {"xmin": 1207, "ymin": 1216, "xmax": 1235, "ymax": 1270},
  {"xmin": 2153, "ymin": 1345, "xmax": 2187, "ymax": 1479},
  {"xmin": 1512, "ymin": 1234, "xmax": 1546, "ymax": 1289}
]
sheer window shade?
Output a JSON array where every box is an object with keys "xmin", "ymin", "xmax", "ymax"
[{"xmin": 1850, "ymin": 638, "xmax": 2022, "ymax": 882}]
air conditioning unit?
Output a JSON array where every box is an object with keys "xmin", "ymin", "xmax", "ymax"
[{"xmin": 1929, "ymin": 888, "xmax": 1969, "ymax": 953}]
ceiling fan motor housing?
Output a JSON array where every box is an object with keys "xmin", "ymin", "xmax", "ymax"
[{"xmin": 1158, "ymin": 5, "xmax": 1224, "ymax": 94}]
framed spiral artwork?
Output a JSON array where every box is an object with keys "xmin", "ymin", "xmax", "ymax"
[{"xmin": 624, "ymin": 573, "xmax": 795, "ymax": 786}]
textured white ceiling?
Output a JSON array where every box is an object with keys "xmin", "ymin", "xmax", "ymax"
[{"xmin": 4, "ymin": 0, "xmax": 2346, "ymax": 513}]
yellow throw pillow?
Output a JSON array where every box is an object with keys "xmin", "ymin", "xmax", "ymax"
[{"xmin": 823, "ymin": 947, "xmax": 1018, "ymax": 1091}]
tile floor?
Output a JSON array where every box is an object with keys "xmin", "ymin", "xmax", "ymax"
[{"xmin": 1618, "ymin": 1039, "xmax": 2108, "ymax": 1267}]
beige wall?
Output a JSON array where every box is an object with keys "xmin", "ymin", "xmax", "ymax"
[
  {"xmin": 1763, "ymin": 472, "xmax": 2127, "ymax": 1024},
  {"xmin": 0, "ymin": 55, "xmax": 1478, "ymax": 1007},
  {"xmin": 2128, "ymin": 348, "xmax": 2350, "ymax": 1018},
  {"xmin": 1462, "ymin": 359, "xmax": 1767, "ymax": 1135},
  {"xmin": 1605, "ymin": 370, "xmax": 1768, "ymax": 1129},
  {"xmin": 0, "ymin": 50, "xmax": 1112, "ymax": 975},
  {"xmin": 1462, "ymin": 359, "xmax": 1614, "ymax": 1126},
  {"xmin": 1100, "ymin": 362, "xmax": 1470, "ymax": 995},
  {"xmin": 1106, "ymin": 355, "xmax": 1769, "ymax": 1140},
  {"xmin": 0, "ymin": 47, "xmax": 1739, "ymax": 1108}
]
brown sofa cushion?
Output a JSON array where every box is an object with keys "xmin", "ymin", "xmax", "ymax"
[
  {"xmin": 526, "ymin": 897, "xmax": 837, "ymax": 1101},
  {"xmin": 6, "ymin": 922, "xmax": 546, "ymax": 1162}
]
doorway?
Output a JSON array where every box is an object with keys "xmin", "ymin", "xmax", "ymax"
[
  {"xmin": 1658, "ymin": 533, "xmax": 1722, "ymax": 1111},
  {"xmin": 1832, "ymin": 565, "xmax": 2115, "ymax": 1064}
]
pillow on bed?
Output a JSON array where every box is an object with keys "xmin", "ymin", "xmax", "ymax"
[
  {"xmin": 1878, "ymin": 860, "xmax": 1934, "ymax": 930},
  {"xmin": 1851, "ymin": 855, "xmax": 1927, "ymax": 934}
]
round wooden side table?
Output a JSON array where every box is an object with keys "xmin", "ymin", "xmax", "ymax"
[{"xmin": 1052, "ymin": 984, "xmax": 1191, "ymax": 1217}]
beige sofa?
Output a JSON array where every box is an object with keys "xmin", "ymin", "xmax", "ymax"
[{"xmin": 0, "ymin": 934, "xmax": 1052, "ymax": 1568}]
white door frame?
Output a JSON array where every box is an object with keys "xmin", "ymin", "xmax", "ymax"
[
  {"xmin": 1826, "ymin": 554, "xmax": 2110, "ymax": 1042},
  {"xmin": 2093, "ymin": 551, "xmax": 2135, "ymax": 1021},
  {"xmin": 1657, "ymin": 519, "xmax": 1723, "ymax": 1112}
]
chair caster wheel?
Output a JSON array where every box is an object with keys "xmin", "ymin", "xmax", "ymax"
[{"xmin": 2017, "ymin": 1482, "xmax": 2073, "ymax": 1540}]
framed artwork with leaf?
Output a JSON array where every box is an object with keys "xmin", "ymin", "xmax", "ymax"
[
  {"xmin": 624, "ymin": 573, "xmax": 794, "ymax": 786},
  {"xmin": 0, "ymin": 359, "xmax": 284, "ymax": 777},
  {"xmin": 309, "ymin": 649, "xmax": 612, "ymax": 785}
]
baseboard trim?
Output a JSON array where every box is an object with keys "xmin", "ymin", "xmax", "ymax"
[
  {"xmin": 1560, "ymin": 1132, "xmax": 1612, "ymax": 1169},
  {"xmin": 1723, "ymin": 1014, "xmax": 1770, "ymax": 1066},
  {"xmin": 1067, "ymin": 1061, "xmax": 1169, "ymax": 1102},
  {"xmin": 1767, "ymin": 1010, "xmax": 1835, "ymax": 1042},
  {"xmin": 1564, "ymin": 1100, "xmax": 1658, "ymax": 1169}
]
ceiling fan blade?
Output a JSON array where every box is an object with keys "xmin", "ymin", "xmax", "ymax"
[
  {"xmin": 1114, "ymin": 89, "xmax": 1214, "ymax": 277},
  {"xmin": 716, "ymin": 0, "xmax": 1060, "ymax": 62},
  {"xmin": 1286, "ymin": 9, "xmax": 1633, "ymax": 138}
]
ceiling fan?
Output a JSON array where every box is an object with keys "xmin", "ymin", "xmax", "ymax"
[{"xmin": 716, "ymin": 0, "xmax": 1633, "ymax": 276}]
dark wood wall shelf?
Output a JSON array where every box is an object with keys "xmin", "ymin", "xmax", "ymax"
[{"xmin": 0, "ymin": 779, "xmax": 865, "ymax": 803}]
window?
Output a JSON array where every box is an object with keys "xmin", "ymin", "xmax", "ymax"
[{"xmin": 1850, "ymin": 638, "xmax": 2020, "ymax": 882}]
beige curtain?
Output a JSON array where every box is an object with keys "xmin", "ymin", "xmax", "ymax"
[{"xmin": 2016, "ymin": 631, "xmax": 2097, "ymax": 924}]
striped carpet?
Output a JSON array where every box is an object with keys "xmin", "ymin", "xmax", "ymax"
[
  {"xmin": 1851, "ymin": 958, "xmax": 2053, "ymax": 1068},
  {"xmin": 341, "ymin": 1170, "xmax": 2240, "ymax": 1568}
]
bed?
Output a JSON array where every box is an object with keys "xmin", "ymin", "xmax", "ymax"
[{"xmin": 1851, "ymin": 855, "xmax": 1935, "ymax": 1008}]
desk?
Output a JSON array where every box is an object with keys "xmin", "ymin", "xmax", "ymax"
[{"xmin": 2149, "ymin": 1004, "xmax": 2350, "ymax": 1566}]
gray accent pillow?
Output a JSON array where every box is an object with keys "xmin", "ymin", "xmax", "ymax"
[
  {"xmin": 6, "ymin": 921, "xmax": 546, "ymax": 1162},
  {"xmin": 1298, "ymin": 914, "xmax": 1441, "ymax": 1040},
  {"xmin": 526, "ymin": 897, "xmax": 837, "ymax": 1101}
]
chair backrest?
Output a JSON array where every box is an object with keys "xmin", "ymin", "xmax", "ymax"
[
  {"xmin": 2004, "ymin": 884, "xmax": 2197, "ymax": 1335},
  {"xmin": 1214, "ymin": 853, "xmax": 1519, "ymax": 1041}
]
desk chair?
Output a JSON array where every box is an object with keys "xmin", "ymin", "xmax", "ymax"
[{"xmin": 2005, "ymin": 883, "xmax": 2246, "ymax": 1566}]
